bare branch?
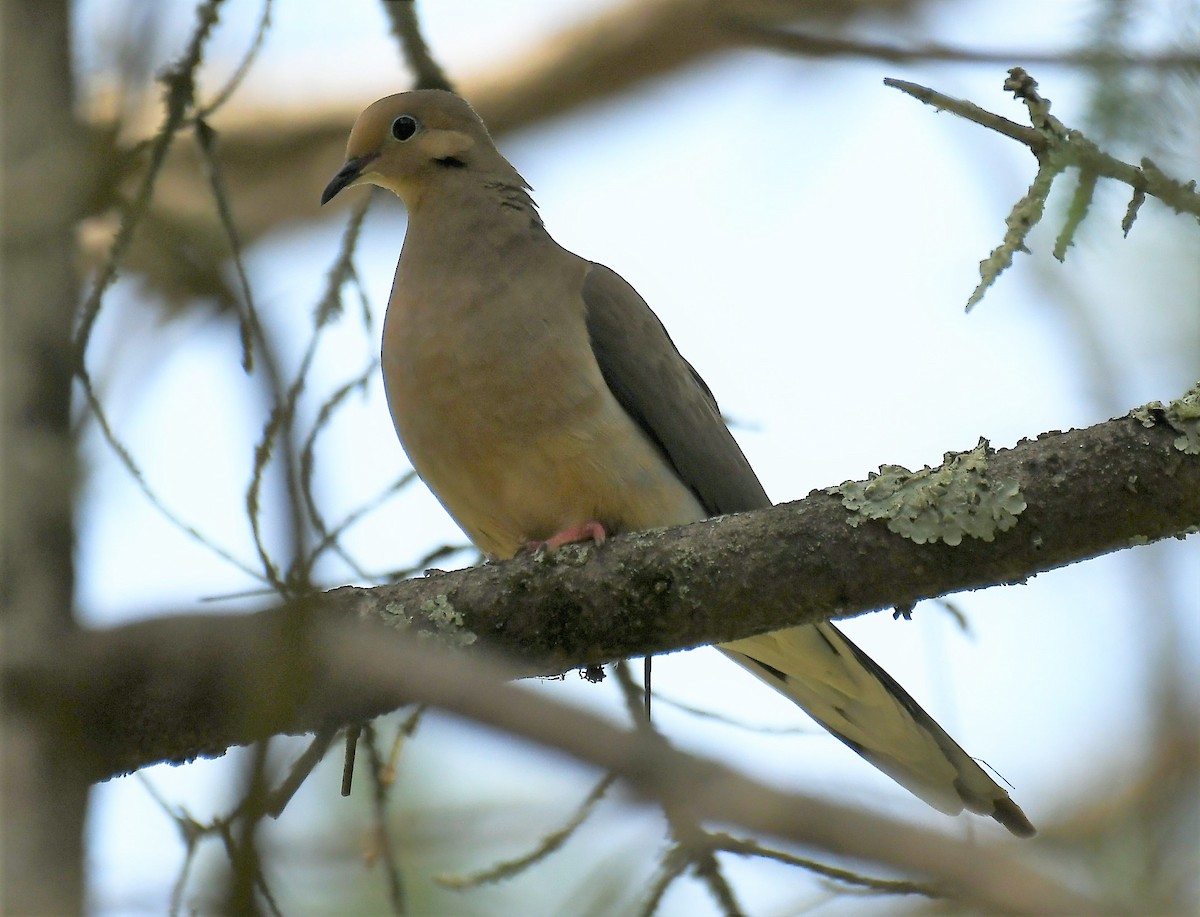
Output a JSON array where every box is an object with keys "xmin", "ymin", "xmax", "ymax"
[
  {"xmin": 885, "ymin": 70, "xmax": 1200, "ymax": 221},
  {"xmin": 883, "ymin": 77, "xmax": 1046, "ymax": 152},
  {"xmin": 435, "ymin": 773, "xmax": 618, "ymax": 889},
  {"xmin": 362, "ymin": 724, "xmax": 407, "ymax": 915},
  {"xmin": 887, "ymin": 69, "xmax": 1200, "ymax": 310},
  {"xmin": 738, "ymin": 23, "xmax": 1200, "ymax": 71},
  {"xmin": 9, "ymin": 402, "xmax": 1197, "ymax": 782}
]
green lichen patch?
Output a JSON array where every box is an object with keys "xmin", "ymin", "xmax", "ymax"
[
  {"xmin": 383, "ymin": 594, "xmax": 477, "ymax": 648},
  {"xmin": 828, "ymin": 438, "xmax": 1027, "ymax": 546},
  {"xmin": 532, "ymin": 542, "xmax": 593, "ymax": 567},
  {"xmin": 966, "ymin": 156, "xmax": 1063, "ymax": 312},
  {"xmin": 1132, "ymin": 382, "xmax": 1200, "ymax": 455}
]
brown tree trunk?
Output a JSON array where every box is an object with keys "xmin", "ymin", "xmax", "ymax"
[{"xmin": 2, "ymin": 0, "xmax": 88, "ymax": 911}]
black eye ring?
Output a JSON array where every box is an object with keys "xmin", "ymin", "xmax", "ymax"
[{"xmin": 391, "ymin": 115, "xmax": 419, "ymax": 142}]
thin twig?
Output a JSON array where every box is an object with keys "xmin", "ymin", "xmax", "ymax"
[
  {"xmin": 298, "ymin": 362, "xmax": 381, "ymax": 581},
  {"xmin": 614, "ymin": 663, "xmax": 745, "ymax": 917},
  {"xmin": 73, "ymin": 0, "xmax": 225, "ymax": 362},
  {"xmin": 192, "ymin": 118, "xmax": 262, "ymax": 370},
  {"xmin": 195, "ymin": 0, "xmax": 274, "ymax": 120},
  {"xmin": 223, "ymin": 741, "xmax": 282, "ymax": 916},
  {"xmin": 886, "ymin": 71, "xmax": 1200, "ymax": 220},
  {"xmin": 887, "ymin": 69, "xmax": 1200, "ymax": 311},
  {"xmin": 711, "ymin": 832, "xmax": 937, "ymax": 897},
  {"xmin": 76, "ymin": 383, "xmax": 265, "ymax": 580},
  {"xmin": 72, "ymin": 0, "xmax": 265, "ymax": 584},
  {"xmin": 436, "ymin": 773, "xmax": 618, "ymax": 889},
  {"xmin": 883, "ymin": 77, "xmax": 1046, "ymax": 153},
  {"xmin": 382, "ymin": 705, "xmax": 426, "ymax": 786},
  {"xmin": 290, "ymin": 189, "xmax": 379, "ymax": 581},
  {"xmin": 635, "ymin": 689, "xmax": 815, "ymax": 735},
  {"xmin": 638, "ymin": 845, "xmax": 694, "ymax": 917},
  {"xmin": 138, "ymin": 774, "xmax": 207, "ymax": 917},
  {"xmin": 363, "ymin": 724, "xmax": 407, "ymax": 915},
  {"xmin": 262, "ymin": 729, "xmax": 339, "ymax": 818}
]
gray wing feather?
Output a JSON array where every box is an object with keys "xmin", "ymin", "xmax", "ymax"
[
  {"xmin": 581, "ymin": 264, "xmax": 1036, "ymax": 838},
  {"xmin": 581, "ymin": 263, "xmax": 769, "ymax": 517}
]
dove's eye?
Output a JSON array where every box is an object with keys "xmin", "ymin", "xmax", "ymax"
[{"xmin": 391, "ymin": 115, "xmax": 420, "ymax": 141}]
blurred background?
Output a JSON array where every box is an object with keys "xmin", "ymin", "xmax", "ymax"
[{"xmin": 46, "ymin": 0, "xmax": 1200, "ymax": 912}]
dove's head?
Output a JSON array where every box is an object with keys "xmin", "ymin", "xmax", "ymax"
[{"xmin": 321, "ymin": 90, "xmax": 518, "ymax": 207}]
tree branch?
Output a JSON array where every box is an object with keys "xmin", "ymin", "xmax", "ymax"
[
  {"xmin": 9, "ymin": 402, "xmax": 1197, "ymax": 782},
  {"xmin": 14, "ymin": 610, "xmax": 1108, "ymax": 915},
  {"xmin": 2, "ymin": 0, "xmax": 90, "ymax": 912},
  {"xmin": 380, "ymin": 0, "xmax": 453, "ymax": 92},
  {"xmin": 886, "ymin": 72, "xmax": 1200, "ymax": 223},
  {"xmin": 738, "ymin": 23, "xmax": 1200, "ymax": 71}
]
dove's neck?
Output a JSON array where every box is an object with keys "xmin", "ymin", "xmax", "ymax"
[
  {"xmin": 409, "ymin": 157, "xmax": 540, "ymax": 222},
  {"xmin": 400, "ymin": 164, "xmax": 554, "ymax": 291}
]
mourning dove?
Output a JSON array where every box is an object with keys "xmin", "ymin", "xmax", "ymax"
[{"xmin": 322, "ymin": 90, "xmax": 1035, "ymax": 837}]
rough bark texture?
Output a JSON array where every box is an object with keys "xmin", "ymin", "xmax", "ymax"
[
  {"xmin": 9, "ymin": 409, "xmax": 1196, "ymax": 784},
  {"xmin": 1, "ymin": 0, "xmax": 88, "ymax": 913}
]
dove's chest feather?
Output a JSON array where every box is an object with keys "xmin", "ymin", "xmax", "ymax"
[{"xmin": 381, "ymin": 228, "xmax": 703, "ymax": 557}]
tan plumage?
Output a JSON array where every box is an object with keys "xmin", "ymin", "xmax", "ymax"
[{"xmin": 322, "ymin": 90, "xmax": 1035, "ymax": 837}]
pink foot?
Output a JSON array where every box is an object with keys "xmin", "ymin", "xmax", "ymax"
[{"xmin": 521, "ymin": 521, "xmax": 608, "ymax": 555}]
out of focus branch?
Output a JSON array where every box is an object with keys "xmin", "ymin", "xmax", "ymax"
[
  {"xmin": 80, "ymin": 0, "xmax": 933, "ymax": 310},
  {"xmin": 739, "ymin": 23, "xmax": 1200, "ymax": 70},
  {"xmin": 381, "ymin": 0, "xmax": 452, "ymax": 92},
  {"xmin": 14, "ymin": 611, "xmax": 1105, "ymax": 915},
  {"xmin": 2, "ymin": 0, "xmax": 91, "ymax": 913}
]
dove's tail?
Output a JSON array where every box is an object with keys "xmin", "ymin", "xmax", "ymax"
[{"xmin": 720, "ymin": 622, "xmax": 1035, "ymax": 837}]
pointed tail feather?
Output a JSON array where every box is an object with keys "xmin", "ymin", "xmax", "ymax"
[{"xmin": 719, "ymin": 623, "xmax": 1036, "ymax": 838}]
